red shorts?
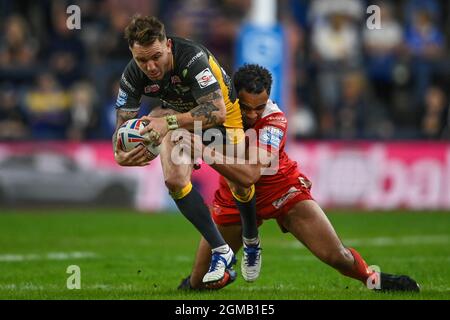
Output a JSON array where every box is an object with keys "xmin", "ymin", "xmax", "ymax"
[{"xmin": 211, "ymin": 173, "xmax": 313, "ymax": 232}]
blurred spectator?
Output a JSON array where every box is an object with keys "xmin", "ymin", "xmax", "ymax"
[
  {"xmin": 207, "ymin": 0, "xmax": 251, "ymax": 71},
  {"xmin": 312, "ymin": 13, "xmax": 361, "ymax": 65},
  {"xmin": 67, "ymin": 81, "xmax": 99, "ymax": 141},
  {"xmin": 46, "ymin": 2, "xmax": 86, "ymax": 87},
  {"xmin": 0, "ymin": 14, "xmax": 39, "ymax": 68},
  {"xmin": 335, "ymin": 71, "xmax": 393, "ymax": 139},
  {"xmin": 164, "ymin": 0, "xmax": 221, "ymax": 43},
  {"xmin": 405, "ymin": 0, "xmax": 442, "ymax": 27},
  {"xmin": 167, "ymin": 7, "xmax": 196, "ymax": 39},
  {"xmin": 363, "ymin": 1, "xmax": 403, "ymax": 100},
  {"xmin": 164, "ymin": 0, "xmax": 248, "ymax": 72},
  {"xmin": 0, "ymin": 84, "xmax": 29, "ymax": 140},
  {"xmin": 421, "ymin": 86, "xmax": 449, "ymax": 139},
  {"xmin": 404, "ymin": 8, "xmax": 445, "ymax": 108},
  {"xmin": 24, "ymin": 72, "xmax": 71, "ymax": 140},
  {"xmin": 405, "ymin": 10, "xmax": 445, "ymax": 59},
  {"xmin": 309, "ymin": 0, "xmax": 363, "ymax": 26},
  {"xmin": 289, "ymin": 106, "xmax": 318, "ymax": 139},
  {"xmin": 73, "ymin": 1, "xmax": 106, "ymax": 64},
  {"xmin": 96, "ymin": 3, "xmax": 133, "ymax": 61},
  {"xmin": 311, "ymin": 11, "xmax": 362, "ymax": 136}
]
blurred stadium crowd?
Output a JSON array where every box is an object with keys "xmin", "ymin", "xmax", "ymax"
[{"xmin": 0, "ymin": 0, "xmax": 449, "ymax": 141}]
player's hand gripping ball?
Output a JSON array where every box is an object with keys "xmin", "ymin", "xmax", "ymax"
[{"xmin": 117, "ymin": 119, "xmax": 161, "ymax": 160}]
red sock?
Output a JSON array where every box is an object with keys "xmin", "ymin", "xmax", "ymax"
[{"xmin": 339, "ymin": 248, "xmax": 374, "ymax": 283}]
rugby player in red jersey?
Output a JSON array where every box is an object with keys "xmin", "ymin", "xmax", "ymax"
[{"xmin": 178, "ymin": 64, "xmax": 420, "ymax": 292}]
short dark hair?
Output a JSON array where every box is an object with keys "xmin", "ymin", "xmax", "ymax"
[
  {"xmin": 233, "ymin": 64, "xmax": 272, "ymax": 95},
  {"xmin": 124, "ymin": 15, "xmax": 166, "ymax": 47}
]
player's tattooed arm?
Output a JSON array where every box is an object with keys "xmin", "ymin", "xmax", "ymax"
[
  {"xmin": 139, "ymin": 90, "xmax": 225, "ymax": 144},
  {"xmin": 176, "ymin": 89, "xmax": 226, "ymax": 131},
  {"xmin": 191, "ymin": 89, "xmax": 226, "ymax": 127},
  {"xmin": 112, "ymin": 109, "xmax": 138, "ymax": 153}
]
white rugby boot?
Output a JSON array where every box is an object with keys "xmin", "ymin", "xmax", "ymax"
[
  {"xmin": 241, "ymin": 239, "xmax": 262, "ymax": 282},
  {"xmin": 202, "ymin": 245, "xmax": 236, "ymax": 284}
]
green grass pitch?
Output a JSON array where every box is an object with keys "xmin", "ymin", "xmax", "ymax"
[{"xmin": 0, "ymin": 209, "xmax": 449, "ymax": 300}]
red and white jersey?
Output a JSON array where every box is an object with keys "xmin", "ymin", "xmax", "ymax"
[
  {"xmin": 251, "ymin": 99, "xmax": 299, "ymax": 189},
  {"xmin": 214, "ymin": 100, "xmax": 304, "ymax": 217}
]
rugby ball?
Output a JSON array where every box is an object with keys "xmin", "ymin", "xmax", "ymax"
[{"xmin": 117, "ymin": 119, "xmax": 161, "ymax": 158}]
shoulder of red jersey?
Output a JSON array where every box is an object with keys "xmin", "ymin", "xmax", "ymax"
[
  {"xmin": 256, "ymin": 100, "xmax": 287, "ymax": 130},
  {"xmin": 255, "ymin": 100, "xmax": 287, "ymax": 150}
]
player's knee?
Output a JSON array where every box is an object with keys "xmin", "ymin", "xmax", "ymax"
[
  {"xmin": 239, "ymin": 178, "xmax": 257, "ymax": 189},
  {"xmin": 227, "ymin": 167, "xmax": 260, "ymax": 188},
  {"xmin": 229, "ymin": 184, "xmax": 249, "ymax": 197},
  {"xmin": 165, "ymin": 175, "xmax": 190, "ymax": 193}
]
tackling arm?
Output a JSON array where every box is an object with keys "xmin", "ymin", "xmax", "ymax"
[{"xmin": 202, "ymin": 144, "xmax": 276, "ymax": 188}]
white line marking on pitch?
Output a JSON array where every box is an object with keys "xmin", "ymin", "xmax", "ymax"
[
  {"xmin": 285, "ymin": 255, "xmax": 450, "ymax": 263},
  {"xmin": 0, "ymin": 283, "xmax": 140, "ymax": 291},
  {"xmin": 0, "ymin": 283, "xmax": 46, "ymax": 290},
  {"xmin": 0, "ymin": 251, "xmax": 97, "ymax": 262},
  {"xmin": 344, "ymin": 235, "xmax": 450, "ymax": 247},
  {"xmin": 285, "ymin": 235, "xmax": 450, "ymax": 249}
]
